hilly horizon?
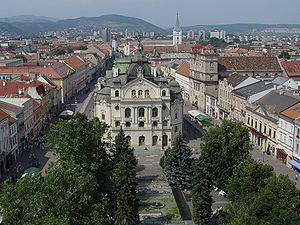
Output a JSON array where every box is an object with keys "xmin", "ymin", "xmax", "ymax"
[{"xmin": 1, "ymin": 14, "xmax": 300, "ymax": 36}]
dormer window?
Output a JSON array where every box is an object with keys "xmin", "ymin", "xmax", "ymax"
[
  {"xmin": 145, "ymin": 90, "xmax": 150, "ymax": 98},
  {"xmin": 132, "ymin": 90, "xmax": 136, "ymax": 98},
  {"xmin": 162, "ymin": 90, "xmax": 166, "ymax": 96},
  {"xmin": 138, "ymin": 90, "xmax": 143, "ymax": 98},
  {"xmin": 115, "ymin": 90, "xmax": 119, "ymax": 97}
]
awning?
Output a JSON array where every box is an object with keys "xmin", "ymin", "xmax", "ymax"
[{"xmin": 289, "ymin": 160, "xmax": 300, "ymax": 170}]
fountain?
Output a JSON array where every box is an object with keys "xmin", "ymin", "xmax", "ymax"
[{"xmin": 150, "ymin": 201, "xmax": 164, "ymax": 209}]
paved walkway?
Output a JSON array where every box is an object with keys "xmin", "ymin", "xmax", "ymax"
[{"xmin": 251, "ymin": 149, "xmax": 300, "ymax": 189}]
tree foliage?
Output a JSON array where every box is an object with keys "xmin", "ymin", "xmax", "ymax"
[
  {"xmin": 209, "ymin": 37, "xmax": 226, "ymax": 47},
  {"xmin": 221, "ymin": 174, "xmax": 300, "ymax": 225},
  {"xmin": 51, "ymin": 48, "xmax": 65, "ymax": 56},
  {"xmin": 279, "ymin": 51, "xmax": 290, "ymax": 59},
  {"xmin": 226, "ymin": 159, "xmax": 274, "ymax": 201},
  {"xmin": 0, "ymin": 113, "xmax": 112, "ymax": 224},
  {"xmin": 192, "ymin": 156, "xmax": 213, "ymax": 225},
  {"xmin": 0, "ymin": 162, "xmax": 109, "ymax": 225},
  {"xmin": 163, "ymin": 134, "xmax": 193, "ymax": 190},
  {"xmin": 44, "ymin": 113, "xmax": 111, "ymax": 186},
  {"xmin": 113, "ymin": 128, "xmax": 139, "ymax": 225},
  {"xmin": 76, "ymin": 46, "xmax": 88, "ymax": 50},
  {"xmin": 200, "ymin": 120, "xmax": 251, "ymax": 189}
]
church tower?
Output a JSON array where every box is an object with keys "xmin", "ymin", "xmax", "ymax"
[{"xmin": 173, "ymin": 13, "xmax": 182, "ymax": 46}]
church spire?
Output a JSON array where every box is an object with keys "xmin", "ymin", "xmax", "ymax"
[{"xmin": 174, "ymin": 13, "xmax": 181, "ymax": 32}]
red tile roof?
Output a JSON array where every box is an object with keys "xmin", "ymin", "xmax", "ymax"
[
  {"xmin": 218, "ymin": 56, "xmax": 282, "ymax": 72},
  {"xmin": 176, "ymin": 62, "xmax": 190, "ymax": 77},
  {"xmin": 8, "ymin": 115, "xmax": 16, "ymax": 124},
  {"xmin": 281, "ymin": 60, "xmax": 300, "ymax": 77},
  {"xmin": 64, "ymin": 55, "xmax": 86, "ymax": 70},
  {"xmin": 0, "ymin": 109, "xmax": 9, "ymax": 122},
  {"xmin": 37, "ymin": 62, "xmax": 72, "ymax": 79}
]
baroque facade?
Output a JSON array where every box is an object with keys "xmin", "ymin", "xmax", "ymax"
[{"xmin": 94, "ymin": 45, "xmax": 183, "ymax": 148}]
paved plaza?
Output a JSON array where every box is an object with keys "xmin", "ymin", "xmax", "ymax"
[{"xmin": 251, "ymin": 148, "xmax": 300, "ymax": 189}]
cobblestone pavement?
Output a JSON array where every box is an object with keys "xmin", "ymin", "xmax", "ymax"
[
  {"xmin": 250, "ymin": 149, "xmax": 300, "ymax": 189},
  {"xmin": 1, "ymin": 131, "xmax": 57, "ymax": 186}
]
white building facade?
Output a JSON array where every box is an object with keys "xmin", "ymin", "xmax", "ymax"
[{"xmin": 94, "ymin": 47, "xmax": 183, "ymax": 148}]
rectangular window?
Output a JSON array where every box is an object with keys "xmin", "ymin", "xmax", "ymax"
[
  {"xmin": 296, "ymin": 144, "xmax": 299, "ymax": 154},
  {"xmin": 269, "ymin": 128, "xmax": 272, "ymax": 136},
  {"xmin": 264, "ymin": 126, "xmax": 266, "ymax": 134},
  {"xmin": 255, "ymin": 121, "xmax": 257, "ymax": 129},
  {"xmin": 273, "ymin": 131, "xmax": 276, "ymax": 139}
]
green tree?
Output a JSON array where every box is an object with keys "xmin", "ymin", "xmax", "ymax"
[
  {"xmin": 113, "ymin": 129, "xmax": 139, "ymax": 225},
  {"xmin": 192, "ymin": 156, "xmax": 213, "ymax": 225},
  {"xmin": 66, "ymin": 48, "xmax": 74, "ymax": 53},
  {"xmin": 279, "ymin": 51, "xmax": 290, "ymax": 59},
  {"xmin": 13, "ymin": 55, "xmax": 27, "ymax": 62},
  {"xmin": 209, "ymin": 37, "xmax": 226, "ymax": 47},
  {"xmin": 248, "ymin": 174, "xmax": 300, "ymax": 225},
  {"xmin": 44, "ymin": 113, "xmax": 111, "ymax": 188},
  {"xmin": 0, "ymin": 162, "xmax": 109, "ymax": 225},
  {"xmin": 221, "ymin": 174, "xmax": 300, "ymax": 225},
  {"xmin": 76, "ymin": 46, "xmax": 88, "ymax": 50},
  {"xmin": 226, "ymin": 159, "xmax": 274, "ymax": 201},
  {"xmin": 51, "ymin": 49, "xmax": 65, "ymax": 56},
  {"xmin": 164, "ymin": 134, "xmax": 193, "ymax": 190},
  {"xmin": 200, "ymin": 120, "xmax": 251, "ymax": 189}
]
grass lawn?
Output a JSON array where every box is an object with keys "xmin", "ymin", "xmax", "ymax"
[{"xmin": 139, "ymin": 198, "xmax": 183, "ymax": 224}]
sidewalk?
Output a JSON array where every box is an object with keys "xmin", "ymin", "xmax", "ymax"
[{"xmin": 250, "ymin": 149, "xmax": 300, "ymax": 189}]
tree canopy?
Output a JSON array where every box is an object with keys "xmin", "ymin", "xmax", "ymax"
[
  {"xmin": 279, "ymin": 51, "xmax": 290, "ymax": 59},
  {"xmin": 113, "ymin": 128, "xmax": 139, "ymax": 225},
  {"xmin": 51, "ymin": 48, "xmax": 65, "ymax": 56},
  {"xmin": 163, "ymin": 134, "xmax": 193, "ymax": 190},
  {"xmin": 200, "ymin": 120, "xmax": 251, "ymax": 189},
  {"xmin": 0, "ymin": 162, "xmax": 109, "ymax": 225}
]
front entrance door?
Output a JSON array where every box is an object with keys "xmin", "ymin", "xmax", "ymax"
[
  {"xmin": 139, "ymin": 136, "xmax": 145, "ymax": 146},
  {"xmin": 162, "ymin": 135, "xmax": 168, "ymax": 147},
  {"xmin": 152, "ymin": 135, "xmax": 158, "ymax": 146}
]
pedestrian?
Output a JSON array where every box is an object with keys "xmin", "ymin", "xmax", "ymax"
[{"xmin": 296, "ymin": 174, "xmax": 298, "ymax": 180}]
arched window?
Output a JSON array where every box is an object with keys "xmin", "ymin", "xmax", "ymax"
[
  {"xmin": 132, "ymin": 90, "xmax": 136, "ymax": 98},
  {"xmin": 139, "ymin": 136, "xmax": 145, "ymax": 146},
  {"xmin": 138, "ymin": 90, "xmax": 143, "ymax": 98},
  {"xmin": 115, "ymin": 90, "xmax": 119, "ymax": 97},
  {"xmin": 145, "ymin": 90, "xmax": 150, "ymax": 98},
  {"xmin": 153, "ymin": 121, "xmax": 158, "ymax": 127},
  {"xmin": 152, "ymin": 108, "xmax": 158, "ymax": 117},
  {"xmin": 126, "ymin": 136, "xmax": 131, "ymax": 144},
  {"xmin": 139, "ymin": 108, "xmax": 145, "ymax": 117},
  {"xmin": 126, "ymin": 122, "xmax": 131, "ymax": 127},
  {"xmin": 162, "ymin": 90, "xmax": 166, "ymax": 96},
  {"xmin": 139, "ymin": 121, "xmax": 144, "ymax": 127},
  {"xmin": 125, "ymin": 108, "xmax": 131, "ymax": 118}
]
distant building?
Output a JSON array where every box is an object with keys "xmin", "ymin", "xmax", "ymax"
[
  {"xmin": 197, "ymin": 30, "xmax": 206, "ymax": 41},
  {"xmin": 187, "ymin": 30, "xmax": 195, "ymax": 40},
  {"xmin": 173, "ymin": 14, "xmax": 182, "ymax": 46},
  {"xmin": 102, "ymin": 28, "xmax": 111, "ymax": 43},
  {"xmin": 210, "ymin": 30, "xmax": 226, "ymax": 40}
]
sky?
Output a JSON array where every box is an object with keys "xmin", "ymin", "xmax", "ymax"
[{"xmin": 2, "ymin": 0, "xmax": 300, "ymax": 28}]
